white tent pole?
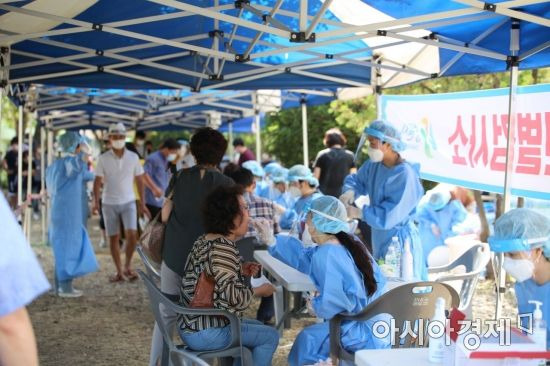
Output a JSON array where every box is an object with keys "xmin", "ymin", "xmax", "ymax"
[
  {"xmin": 495, "ymin": 18, "xmax": 521, "ymax": 320},
  {"xmin": 17, "ymin": 104, "xmax": 23, "ymax": 208},
  {"xmin": 46, "ymin": 122, "xmax": 54, "ymax": 246},
  {"xmin": 228, "ymin": 122, "xmax": 234, "ymax": 159},
  {"xmin": 254, "ymin": 93, "xmax": 261, "ymax": 163},
  {"xmin": 301, "ymin": 97, "xmax": 309, "ymax": 167},
  {"xmin": 374, "ymin": 56, "xmax": 382, "ymax": 119},
  {"xmin": 24, "ymin": 111, "xmax": 34, "ymax": 242},
  {"xmin": 40, "ymin": 125, "xmax": 46, "ymax": 244}
]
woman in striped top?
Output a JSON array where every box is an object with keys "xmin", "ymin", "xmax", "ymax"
[{"xmin": 178, "ymin": 185, "xmax": 279, "ymax": 366}]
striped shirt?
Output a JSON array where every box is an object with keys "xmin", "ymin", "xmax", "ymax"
[
  {"xmin": 178, "ymin": 235, "xmax": 253, "ymax": 333},
  {"xmin": 244, "ymin": 192, "xmax": 280, "ymax": 240}
]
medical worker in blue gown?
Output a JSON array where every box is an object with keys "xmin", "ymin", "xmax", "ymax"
[
  {"xmin": 242, "ymin": 160, "xmax": 270, "ymax": 198},
  {"xmin": 279, "ymin": 164, "xmax": 323, "ymax": 231},
  {"xmin": 488, "ymin": 209, "xmax": 550, "ymax": 349},
  {"xmin": 416, "ymin": 190, "xmax": 468, "ymax": 264},
  {"xmin": 260, "ymin": 196, "xmax": 390, "ymax": 365},
  {"xmin": 342, "ymin": 120, "xmax": 426, "ymax": 280},
  {"xmin": 269, "ymin": 167, "xmax": 296, "ymax": 210},
  {"xmin": 46, "ymin": 132, "xmax": 99, "ymax": 297}
]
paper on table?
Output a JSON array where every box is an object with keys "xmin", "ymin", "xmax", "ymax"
[{"xmin": 250, "ymin": 275, "xmax": 272, "ymax": 288}]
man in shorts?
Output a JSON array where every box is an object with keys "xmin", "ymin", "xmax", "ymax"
[{"xmin": 93, "ymin": 123, "xmax": 150, "ymax": 282}]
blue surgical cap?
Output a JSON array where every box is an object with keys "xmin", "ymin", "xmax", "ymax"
[
  {"xmin": 242, "ymin": 160, "xmax": 265, "ymax": 177},
  {"xmin": 271, "ymin": 167, "xmax": 288, "ymax": 183},
  {"xmin": 58, "ymin": 132, "xmax": 82, "ymax": 153},
  {"xmin": 428, "ymin": 191, "xmax": 452, "ymax": 211},
  {"xmin": 264, "ymin": 162, "xmax": 282, "ymax": 176},
  {"xmin": 364, "ymin": 120, "xmax": 406, "ymax": 152},
  {"xmin": 488, "ymin": 208, "xmax": 550, "ymax": 256},
  {"xmin": 309, "ymin": 196, "xmax": 349, "ymax": 234},
  {"xmin": 288, "ymin": 164, "xmax": 318, "ymax": 187}
]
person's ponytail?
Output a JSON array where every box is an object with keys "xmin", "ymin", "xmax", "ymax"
[{"xmin": 335, "ymin": 231, "xmax": 377, "ymax": 296}]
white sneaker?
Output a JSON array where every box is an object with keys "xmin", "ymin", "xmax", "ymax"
[
  {"xmin": 57, "ymin": 288, "xmax": 83, "ymax": 298},
  {"xmin": 33, "ymin": 212, "xmax": 40, "ymax": 221},
  {"xmin": 99, "ymin": 239, "xmax": 106, "ymax": 248}
]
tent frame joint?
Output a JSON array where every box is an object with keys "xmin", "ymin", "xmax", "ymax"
[
  {"xmin": 208, "ymin": 29, "xmax": 224, "ymax": 38},
  {"xmin": 290, "ymin": 31, "xmax": 315, "ymax": 43},
  {"xmin": 208, "ymin": 74, "xmax": 224, "ymax": 81},
  {"xmin": 285, "ymin": 67, "xmax": 292, "ymax": 73},
  {"xmin": 92, "ymin": 23, "xmax": 103, "ymax": 31},
  {"xmin": 96, "ymin": 49, "xmax": 104, "ymax": 56},
  {"xmin": 234, "ymin": 0, "xmax": 250, "ymax": 9},
  {"xmin": 325, "ymin": 54, "xmax": 333, "ymax": 59},
  {"xmin": 377, "ymin": 30, "xmax": 387, "ymax": 37},
  {"xmin": 234, "ymin": 54, "xmax": 250, "ymax": 62},
  {"xmin": 506, "ymin": 55, "xmax": 520, "ymax": 68},
  {"xmin": 97, "ymin": 65, "xmax": 104, "ymax": 72},
  {"xmin": 483, "ymin": 2, "xmax": 497, "ymax": 12}
]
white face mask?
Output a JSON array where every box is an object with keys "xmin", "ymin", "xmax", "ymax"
[
  {"xmin": 289, "ymin": 186, "xmax": 301, "ymax": 198},
  {"xmin": 112, "ymin": 140, "xmax": 126, "ymax": 150},
  {"xmin": 503, "ymin": 257, "xmax": 534, "ymax": 283},
  {"xmin": 302, "ymin": 223, "xmax": 316, "ymax": 246},
  {"xmin": 367, "ymin": 146, "xmax": 384, "ymax": 162},
  {"xmin": 167, "ymin": 153, "xmax": 177, "ymax": 162}
]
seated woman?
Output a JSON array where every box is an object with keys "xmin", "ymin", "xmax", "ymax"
[
  {"xmin": 177, "ymin": 185, "xmax": 279, "ymax": 366},
  {"xmin": 261, "ymin": 195, "xmax": 390, "ymax": 365},
  {"xmin": 488, "ymin": 208, "xmax": 550, "ymax": 349}
]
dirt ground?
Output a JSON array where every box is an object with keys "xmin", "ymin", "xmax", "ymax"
[{"xmin": 27, "ymin": 217, "xmax": 518, "ymax": 366}]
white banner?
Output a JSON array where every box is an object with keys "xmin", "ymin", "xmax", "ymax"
[{"xmin": 380, "ymin": 84, "xmax": 550, "ymax": 200}]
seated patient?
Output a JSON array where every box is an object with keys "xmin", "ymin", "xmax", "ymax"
[
  {"xmin": 177, "ymin": 185, "xmax": 279, "ymax": 366},
  {"xmin": 261, "ymin": 195, "xmax": 390, "ymax": 365}
]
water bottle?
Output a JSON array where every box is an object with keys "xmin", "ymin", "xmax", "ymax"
[
  {"xmin": 385, "ymin": 236, "xmax": 401, "ymax": 278},
  {"xmin": 401, "ymin": 238, "xmax": 414, "ymax": 281},
  {"xmin": 428, "ymin": 297, "xmax": 446, "ymax": 364}
]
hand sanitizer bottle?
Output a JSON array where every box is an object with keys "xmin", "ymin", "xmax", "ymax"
[
  {"xmin": 528, "ymin": 300, "xmax": 547, "ymax": 350},
  {"xmin": 401, "ymin": 238, "xmax": 414, "ymax": 281},
  {"xmin": 429, "ymin": 297, "xmax": 446, "ymax": 364},
  {"xmin": 385, "ymin": 236, "xmax": 401, "ymax": 278}
]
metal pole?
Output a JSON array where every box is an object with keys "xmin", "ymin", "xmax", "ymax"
[
  {"xmin": 301, "ymin": 98, "xmax": 309, "ymax": 167},
  {"xmin": 25, "ymin": 112, "xmax": 34, "ymax": 242},
  {"xmin": 17, "ymin": 104, "xmax": 23, "ymax": 207},
  {"xmin": 228, "ymin": 122, "xmax": 234, "ymax": 159},
  {"xmin": 40, "ymin": 125, "xmax": 46, "ymax": 244},
  {"xmin": 255, "ymin": 112, "xmax": 261, "ymax": 163},
  {"xmin": 374, "ymin": 56, "xmax": 382, "ymax": 119},
  {"xmin": 495, "ymin": 18, "xmax": 520, "ymax": 320}
]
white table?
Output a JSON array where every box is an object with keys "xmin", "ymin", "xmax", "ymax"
[
  {"xmin": 254, "ymin": 250, "xmax": 316, "ymax": 331},
  {"xmin": 355, "ymin": 348, "xmax": 433, "ymax": 366}
]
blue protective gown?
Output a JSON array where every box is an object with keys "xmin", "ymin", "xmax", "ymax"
[
  {"xmin": 279, "ymin": 192, "xmax": 323, "ymax": 230},
  {"xmin": 46, "ymin": 154, "xmax": 99, "ymax": 282},
  {"xmin": 515, "ymin": 278, "xmax": 550, "ymax": 349},
  {"xmin": 416, "ymin": 200, "xmax": 468, "ymax": 265},
  {"xmin": 343, "ymin": 160, "xmax": 426, "ymax": 280},
  {"xmin": 255, "ymin": 179, "xmax": 271, "ymax": 199},
  {"xmin": 269, "ymin": 235, "xmax": 391, "ymax": 365}
]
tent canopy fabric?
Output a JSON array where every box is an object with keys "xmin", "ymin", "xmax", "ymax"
[{"xmin": 218, "ymin": 113, "xmax": 265, "ymax": 133}]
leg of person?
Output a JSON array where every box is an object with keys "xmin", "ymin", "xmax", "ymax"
[
  {"xmin": 256, "ymin": 295, "xmax": 274, "ymax": 324},
  {"xmin": 102, "ymin": 203, "xmax": 124, "ymax": 282},
  {"xmin": 149, "ymin": 262, "xmax": 182, "ymax": 366},
  {"xmin": 120, "ymin": 201, "xmax": 138, "ymax": 280},
  {"xmin": 238, "ymin": 319, "xmax": 279, "ymax": 366},
  {"xmin": 57, "ymin": 278, "xmax": 83, "ymax": 298},
  {"xmin": 99, "ymin": 200, "xmax": 107, "ymax": 248}
]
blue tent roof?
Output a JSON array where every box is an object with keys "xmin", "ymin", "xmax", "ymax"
[
  {"xmin": 218, "ymin": 113, "xmax": 265, "ymax": 133},
  {"xmin": 281, "ymin": 89, "xmax": 336, "ymax": 109}
]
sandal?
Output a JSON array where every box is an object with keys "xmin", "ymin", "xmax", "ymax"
[
  {"xmin": 123, "ymin": 269, "xmax": 139, "ymax": 281},
  {"xmin": 109, "ymin": 273, "xmax": 125, "ymax": 283}
]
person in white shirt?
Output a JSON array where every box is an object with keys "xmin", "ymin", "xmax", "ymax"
[{"xmin": 93, "ymin": 123, "xmax": 150, "ymax": 282}]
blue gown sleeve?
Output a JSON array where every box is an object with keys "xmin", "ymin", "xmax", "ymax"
[
  {"xmin": 362, "ymin": 166, "xmax": 422, "ymax": 230},
  {"xmin": 268, "ymin": 234, "xmax": 315, "ymax": 274},
  {"xmin": 449, "ymin": 201, "xmax": 468, "ymax": 230},
  {"xmin": 342, "ymin": 166, "xmax": 368, "ymax": 197},
  {"xmin": 279, "ymin": 209, "xmax": 297, "ymax": 230}
]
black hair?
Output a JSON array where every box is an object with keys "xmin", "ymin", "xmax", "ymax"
[
  {"xmin": 223, "ymin": 162, "xmax": 240, "ymax": 177},
  {"xmin": 324, "ymin": 128, "xmax": 347, "ymax": 147},
  {"xmin": 145, "ymin": 140, "xmax": 153, "ymax": 146},
  {"xmin": 190, "ymin": 127, "xmax": 228, "ymax": 166},
  {"xmin": 10, "ymin": 137, "xmax": 18, "ymax": 145},
  {"xmin": 232, "ymin": 137, "xmax": 244, "ymax": 147},
  {"xmin": 125, "ymin": 142, "xmax": 139, "ymax": 154},
  {"xmin": 136, "ymin": 131, "xmax": 146, "ymax": 139},
  {"xmin": 334, "ymin": 232, "xmax": 378, "ymax": 296},
  {"xmin": 298, "ymin": 179, "xmax": 316, "ymax": 189},
  {"xmin": 202, "ymin": 185, "xmax": 245, "ymax": 236},
  {"xmin": 228, "ymin": 167, "xmax": 254, "ymax": 188},
  {"xmin": 161, "ymin": 138, "xmax": 181, "ymax": 150}
]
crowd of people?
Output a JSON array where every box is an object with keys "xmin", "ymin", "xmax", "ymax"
[{"xmin": 1, "ymin": 119, "xmax": 549, "ymax": 365}]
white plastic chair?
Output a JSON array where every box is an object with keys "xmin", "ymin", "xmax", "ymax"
[{"xmin": 428, "ymin": 243, "xmax": 490, "ymax": 317}]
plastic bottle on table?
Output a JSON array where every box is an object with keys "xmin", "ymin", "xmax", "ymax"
[
  {"xmin": 428, "ymin": 297, "xmax": 446, "ymax": 364},
  {"xmin": 528, "ymin": 300, "xmax": 547, "ymax": 350},
  {"xmin": 385, "ymin": 236, "xmax": 401, "ymax": 278},
  {"xmin": 401, "ymin": 238, "xmax": 414, "ymax": 281}
]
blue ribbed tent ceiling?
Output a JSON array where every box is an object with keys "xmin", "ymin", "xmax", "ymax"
[{"xmin": 2, "ymin": 0, "xmax": 548, "ymax": 94}]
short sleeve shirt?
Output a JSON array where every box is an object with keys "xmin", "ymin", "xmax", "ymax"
[
  {"xmin": 95, "ymin": 149, "xmax": 144, "ymax": 205},
  {"xmin": 314, "ymin": 147, "xmax": 355, "ymax": 197},
  {"xmin": 0, "ymin": 192, "xmax": 50, "ymax": 316},
  {"xmin": 143, "ymin": 151, "xmax": 171, "ymax": 208}
]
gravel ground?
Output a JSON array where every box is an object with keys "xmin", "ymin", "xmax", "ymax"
[{"xmin": 27, "ymin": 217, "xmax": 517, "ymax": 366}]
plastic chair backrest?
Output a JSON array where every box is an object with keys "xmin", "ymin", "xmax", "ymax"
[
  {"xmin": 429, "ymin": 243, "xmax": 490, "ymax": 311},
  {"xmin": 137, "ymin": 246, "xmax": 161, "ymax": 281},
  {"xmin": 330, "ymin": 281, "xmax": 459, "ymax": 363}
]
